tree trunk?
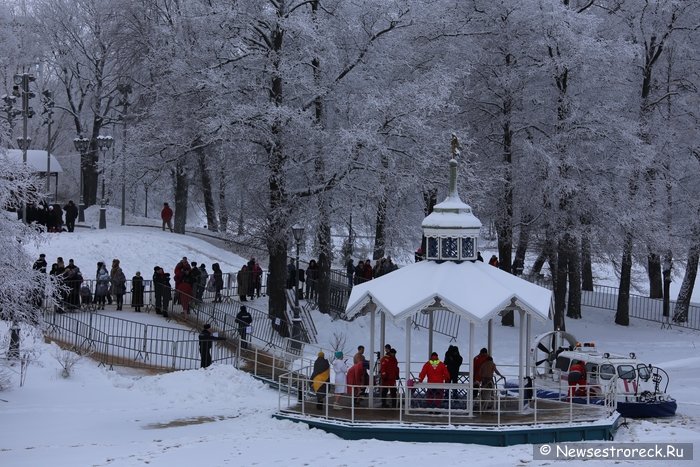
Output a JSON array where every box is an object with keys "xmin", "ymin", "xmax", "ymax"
[
  {"xmin": 218, "ymin": 166, "xmax": 229, "ymax": 232},
  {"xmin": 673, "ymin": 226, "xmax": 699, "ymax": 323},
  {"xmin": 373, "ymin": 195, "xmax": 387, "ymax": 260},
  {"xmin": 315, "ymin": 168, "xmax": 332, "ymax": 315},
  {"xmin": 615, "ymin": 231, "xmax": 633, "ymax": 326},
  {"xmin": 566, "ymin": 235, "xmax": 581, "ymax": 319},
  {"xmin": 531, "ymin": 250, "xmax": 547, "ymax": 276},
  {"xmin": 265, "ymin": 121, "xmax": 289, "ymax": 336},
  {"xmin": 553, "ymin": 238, "xmax": 567, "ymax": 331},
  {"xmin": 422, "ymin": 188, "xmax": 437, "ymax": 216},
  {"xmin": 373, "ymin": 154, "xmax": 389, "ymax": 260},
  {"xmin": 512, "ymin": 214, "xmax": 531, "ymax": 276},
  {"xmin": 581, "ymin": 232, "xmax": 593, "ymax": 291},
  {"xmin": 647, "ymin": 253, "xmax": 663, "ymax": 298},
  {"xmin": 198, "ymin": 147, "xmax": 218, "ymax": 232},
  {"xmin": 173, "ymin": 160, "xmax": 188, "ymax": 234}
]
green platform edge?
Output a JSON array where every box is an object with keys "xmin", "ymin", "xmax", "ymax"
[{"xmin": 272, "ymin": 411, "xmax": 623, "ymax": 446}]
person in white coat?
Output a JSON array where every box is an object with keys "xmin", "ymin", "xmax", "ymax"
[{"xmin": 332, "ymin": 351, "xmax": 350, "ymax": 409}]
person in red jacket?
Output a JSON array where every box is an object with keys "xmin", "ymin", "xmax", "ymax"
[
  {"xmin": 418, "ymin": 352, "xmax": 451, "ymax": 408},
  {"xmin": 380, "ymin": 348, "xmax": 400, "ymax": 408},
  {"xmin": 346, "ymin": 360, "xmax": 369, "ymax": 406},
  {"xmin": 472, "ymin": 347, "xmax": 489, "ymax": 400},
  {"xmin": 568, "ymin": 360, "xmax": 587, "ymax": 398},
  {"xmin": 161, "ymin": 202, "xmax": 173, "ymax": 232}
]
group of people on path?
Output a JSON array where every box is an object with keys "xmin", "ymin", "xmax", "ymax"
[
  {"xmin": 237, "ymin": 258, "xmax": 264, "ymax": 301},
  {"xmin": 34, "ymin": 255, "xmax": 135, "ymax": 313},
  {"xmin": 286, "ymin": 258, "xmax": 320, "ymax": 300},
  {"xmin": 21, "ymin": 200, "xmax": 79, "ymax": 232},
  {"xmin": 345, "ymin": 256, "xmax": 398, "ymax": 287}
]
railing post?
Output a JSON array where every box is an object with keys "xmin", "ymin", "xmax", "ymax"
[{"xmin": 172, "ymin": 341, "xmax": 177, "ymax": 369}]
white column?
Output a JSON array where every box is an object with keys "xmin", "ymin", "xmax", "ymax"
[
  {"xmin": 518, "ymin": 309, "xmax": 526, "ymax": 413},
  {"xmin": 526, "ymin": 313, "xmax": 532, "ymax": 378},
  {"xmin": 487, "ymin": 318, "xmax": 493, "ymax": 354},
  {"xmin": 405, "ymin": 316, "xmax": 412, "ymax": 379},
  {"xmin": 468, "ymin": 321, "xmax": 475, "ymax": 417},
  {"xmin": 369, "ymin": 306, "xmax": 376, "ymax": 408},
  {"xmin": 380, "ymin": 312, "xmax": 386, "ymax": 352},
  {"xmin": 428, "ymin": 310, "xmax": 434, "ymax": 354}
]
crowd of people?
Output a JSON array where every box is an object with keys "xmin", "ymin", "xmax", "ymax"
[
  {"xmin": 20, "ymin": 200, "xmax": 79, "ymax": 233},
  {"xmin": 308, "ymin": 342, "xmax": 504, "ymax": 411},
  {"xmin": 33, "ymin": 252, "xmax": 231, "ymax": 317},
  {"xmin": 345, "ymin": 256, "xmax": 399, "ymax": 287}
]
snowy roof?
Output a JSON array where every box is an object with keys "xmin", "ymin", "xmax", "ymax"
[
  {"xmin": 3, "ymin": 149, "xmax": 63, "ymax": 174},
  {"xmin": 345, "ymin": 260, "xmax": 553, "ymax": 323}
]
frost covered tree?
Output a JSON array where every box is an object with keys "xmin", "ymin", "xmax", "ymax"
[{"xmin": 0, "ymin": 151, "xmax": 55, "ymax": 357}]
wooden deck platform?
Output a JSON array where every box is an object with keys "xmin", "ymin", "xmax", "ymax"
[{"xmin": 273, "ymin": 395, "xmax": 622, "ymax": 446}]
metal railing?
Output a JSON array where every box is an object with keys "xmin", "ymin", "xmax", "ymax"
[
  {"xmin": 42, "ymin": 302, "xmax": 320, "ymax": 374},
  {"xmin": 277, "ymin": 372, "xmax": 615, "ymax": 427},
  {"xmin": 578, "ymin": 284, "xmax": 699, "ymax": 330}
]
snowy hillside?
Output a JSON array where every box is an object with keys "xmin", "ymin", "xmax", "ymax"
[{"xmin": 2, "ymin": 226, "xmax": 698, "ymax": 467}]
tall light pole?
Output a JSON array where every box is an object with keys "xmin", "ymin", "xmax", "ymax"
[
  {"xmin": 291, "ymin": 224, "xmax": 305, "ymax": 345},
  {"xmin": 73, "ymin": 136, "xmax": 89, "ymax": 222},
  {"xmin": 96, "ymin": 135, "xmax": 113, "ymax": 229},
  {"xmin": 42, "ymin": 90, "xmax": 54, "ymax": 198},
  {"xmin": 117, "ymin": 83, "xmax": 131, "ymax": 226},
  {"xmin": 14, "ymin": 73, "xmax": 35, "ymax": 223}
]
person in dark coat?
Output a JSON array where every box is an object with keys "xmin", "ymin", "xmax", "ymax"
[
  {"xmin": 31, "ymin": 253, "xmax": 47, "ymax": 309},
  {"xmin": 63, "ymin": 200, "xmax": 78, "ymax": 232},
  {"xmin": 190, "ymin": 261, "xmax": 201, "ymax": 303},
  {"xmin": 237, "ymin": 265, "xmax": 250, "ymax": 302},
  {"xmin": 211, "ymin": 263, "xmax": 223, "ymax": 302},
  {"xmin": 235, "ymin": 305, "xmax": 253, "ymax": 349},
  {"xmin": 310, "ymin": 351, "xmax": 331, "ymax": 409},
  {"xmin": 198, "ymin": 324, "xmax": 225, "ymax": 368},
  {"xmin": 346, "ymin": 259, "xmax": 354, "ymax": 287},
  {"xmin": 161, "ymin": 273, "xmax": 172, "ymax": 317},
  {"xmin": 251, "ymin": 259, "xmax": 263, "ymax": 298},
  {"xmin": 110, "ymin": 259, "xmax": 127, "ymax": 311},
  {"xmin": 131, "ymin": 272, "xmax": 144, "ymax": 312},
  {"xmin": 286, "ymin": 259, "xmax": 296, "ymax": 289},
  {"xmin": 153, "ymin": 266, "xmax": 165, "ymax": 315},
  {"xmin": 196, "ymin": 263, "xmax": 208, "ymax": 301},
  {"xmin": 305, "ymin": 259, "xmax": 319, "ymax": 300},
  {"xmin": 444, "ymin": 345, "xmax": 464, "ymax": 399}
]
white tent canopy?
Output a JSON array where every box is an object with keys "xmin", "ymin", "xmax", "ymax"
[
  {"xmin": 4, "ymin": 149, "xmax": 63, "ymax": 174},
  {"xmin": 345, "ymin": 260, "xmax": 552, "ymax": 323}
]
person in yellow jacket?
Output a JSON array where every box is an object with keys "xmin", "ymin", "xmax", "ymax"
[{"xmin": 311, "ymin": 351, "xmax": 330, "ymax": 409}]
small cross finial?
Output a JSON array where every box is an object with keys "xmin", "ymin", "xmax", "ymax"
[{"xmin": 450, "ymin": 133, "xmax": 461, "ymax": 157}]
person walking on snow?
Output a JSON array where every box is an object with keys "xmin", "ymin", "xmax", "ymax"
[{"xmin": 161, "ymin": 202, "xmax": 173, "ymax": 232}]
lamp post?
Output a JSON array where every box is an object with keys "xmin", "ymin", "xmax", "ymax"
[
  {"xmin": 41, "ymin": 90, "xmax": 54, "ymax": 198},
  {"xmin": 73, "ymin": 136, "xmax": 89, "ymax": 222},
  {"xmin": 96, "ymin": 135, "xmax": 113, "ymax": 229},
  {"xmin": 14, "ymin": 73, "xmax": 35, "ymax": 223},
  {"xmin": 117, "ymin": 83, "xmax": 131, "ymax": 226},
  {"xmin": 291, "ymin": 223, "xmax": 305, "ymax": 345}
]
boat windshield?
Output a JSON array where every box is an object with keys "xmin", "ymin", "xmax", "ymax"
[
  {"xmin": 599, "ymin": 364, "xmax": 615, "ymax": 380},
  {"xmin": 637, "ymin": 364, "xmax": 651, "ymax": 381},
  {"xmin": 617, "ymin": 365, "xmax": 636, "ymax": 380}
]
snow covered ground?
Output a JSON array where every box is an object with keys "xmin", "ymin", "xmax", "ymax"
[{"xmin": 2, "ymin": 225, "xmax": 699, "ymax": 466}]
